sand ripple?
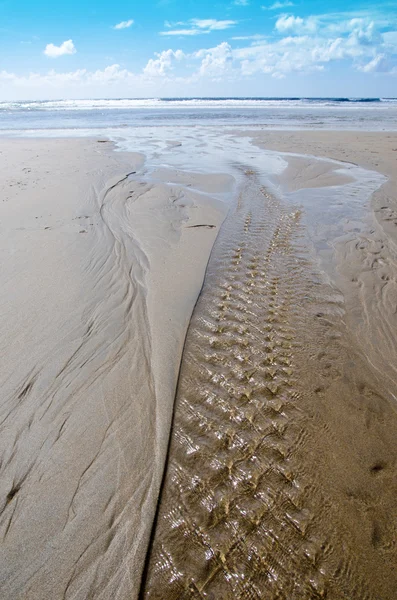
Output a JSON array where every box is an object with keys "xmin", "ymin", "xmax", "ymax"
[{"xmin": 143, "ymin": 169, "xmax": 397, "ymax": 599}]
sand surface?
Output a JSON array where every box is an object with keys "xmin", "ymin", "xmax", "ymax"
[
  {"xmin": 0, "ymin": 138, "xmax": 228, "ymax": 599},
  {"xmin": 249, "ymin": 130, "xmax": 397, "ymax": 398},
  {"xmin": 143, "ymin": 132, "xmax": 397, "ymax": 599},
  {"xmin": 1, "ymin": 131, "xmax": 397, "ymax": 599}
]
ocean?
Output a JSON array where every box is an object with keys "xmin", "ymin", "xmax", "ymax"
[{"xmin": 0, "ymin": 97, "xmax": 396, "ymax": 132}]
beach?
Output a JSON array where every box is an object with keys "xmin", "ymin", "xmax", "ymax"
[
  {"xmin": 1, "ymin": 127, "xmax": 397, "ymax": 599},
  {"xmin": 143, "ymin": 130, "xmax": 397, "ymax": 599},
  {"xmin": 0, "ymin": 137, "xmax": 228, "ymax": 598}
]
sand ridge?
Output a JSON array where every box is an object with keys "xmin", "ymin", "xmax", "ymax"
[{"xmin": 0, "ymin": 138, "xmax": 228, "ymax": 599}]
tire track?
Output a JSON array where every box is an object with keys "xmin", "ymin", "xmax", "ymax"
[{"xmin": 142, "ymin": 170, "xmax": 397, "ymax": 599}]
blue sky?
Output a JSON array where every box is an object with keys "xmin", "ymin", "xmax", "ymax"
[{"xmin": 0, "ymin": 0, "xmax": 396, "ymax": 98}]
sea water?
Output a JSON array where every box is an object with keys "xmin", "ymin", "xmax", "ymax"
[{"xmin": 0, "ymin": 97, "xmax": 396, "ymax": 132}]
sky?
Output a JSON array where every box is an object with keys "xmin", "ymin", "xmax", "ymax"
[{"xmin": 0, "ymin": 0, "xmax": 396, "ymax": 99}]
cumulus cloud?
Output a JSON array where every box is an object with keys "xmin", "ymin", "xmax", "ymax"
[
  {"xmin": 0, "ymin": 65, "xmax": 137, "ymax": 88},
  {"xmin": 44, "ymin": 39, "xmax": 76, "ymax": 58},
  {"xmin": 194, "ymin": 42, "xmax": 234, "ymax": 78},
  {"xmin": 113, "ymin": 19, "xmax": 134, "ymax": 30},
  {"xmin": 358, "ymin": 53, "xmax": 391, "ymax": 73},
  {"xmin": 229, "ymin": 13, "xmax": 397, "ymax": 78},
  {"xmin": 0, "ymin": 62, "xmax": 159, "ymax": 91},
  {"xmin": 143, "ymin": 49, "xmax": 185, "ymax": 76},
  {"xmin": 275, "ymin": 15, "xmax": 317, "ymax": 34},
  {"xmin": 347, "ymin": 19, "xmax": 380, "ymax": 47},
  {"xmin": 88, "ymin": 64, "xmax": 132, "ymax": 83},
  {"xmin": 4, "ymin": 11, "xmax": 396, "ymax": 97},
  {"xmin": 160, "ymin": 18, "xmax": 237, "ymax": 36},
  {"xmin": 1, "ymin": 68, "xmax": 89, "ymax": 87}
]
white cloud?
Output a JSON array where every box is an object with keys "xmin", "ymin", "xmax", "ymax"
[
  {"xmin": 143, "ymin": 49, "xmax": 185, "ymax": 76},
  {"xmin": 275, "ymin": 15, "xmax": 318, "ymax": 34},
  {"xmin": 347, "ymin": 20, "xmax": 380, "ymax": 46},
  {"xmin": 113, "ymin": 19, "xmax": 134, "ymax": 30},
  {"xmin": 262, "ymin": 1, "xmax": 293, "ymax": 10},
  {"xmin": 384, "ymin": 31, "xmax": 397, "ymax": 43},
  {"xmin": 160, "ymin": 28, "xmax": 207, "ymax": 36},
  {"xmin": 234, "ymin": 0, "xmax": 249, "ymax": 5},
  {"xmin": 0, "ymin": 61, "xmax": 164, "ymax": 91},
  {"xmin": 383, "ymin": 30, "xmax": 397, "ymax": 52},
  {"xmin": 232, "ymin": 34, "xmax": 266, "ymax": 40},
  {"xmin": 3, "ymin": 11, "xmax": 396, "ymax": 98},
  {"xmin": 88, "ymin": 64, "xmax": 132, "ymax": 83},
  {"xmin": 194, "ymin": 19, "xmax": 237, "ymax": 30},
  {"xmin": 359, "ymin": 53, "xmax": 392, "ymax": 73},
  {"xmin": 1, "ymin": 68, "xmax": 90, "ymax": 87},
  {"xmin": 164, "ymin": 20, "xmax": 185, "ymax": 28},
  {"xmin": 230, "ymin": 13, "xmax": 397, "ymax": 78},
  {"xmin": 160, "ymin": 18, "xmax": 237, "ymax": 36},
  {"xmin": 194, "ymin": 42, "xmax": 234, "ymax": 78},
  {"xmin": 44, "ymin": 39, "xmax": 76, "ymax": 58}
]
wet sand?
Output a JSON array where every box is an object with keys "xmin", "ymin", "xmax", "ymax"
[
  {"xmin": 249, "ymin": 131, "xmax": 397, "ymax": 395},
  {"xmin": 1, "ymin": 132, "xmax": 397, "ymax": 599},
  {"xmin": 143, "ymin": 132, "xmax": 397, "ymax": 599}
]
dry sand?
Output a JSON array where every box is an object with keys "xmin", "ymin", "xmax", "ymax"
[
  {"xmin": 1, "ymin": 131, "xmax": 397, "ymax": 600},
  {"xmin": 0, "ymin": 138, "xmax": 228, "ymax": 599}
]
